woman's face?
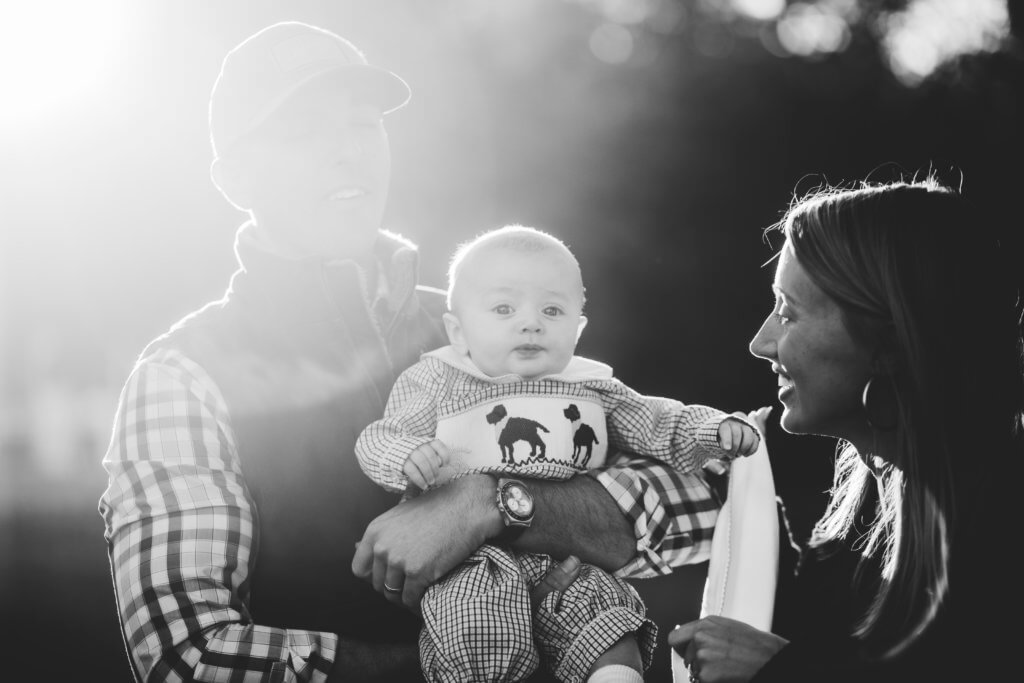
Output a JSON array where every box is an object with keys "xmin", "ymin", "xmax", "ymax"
[{"xmin": 749, "ymin": 243, "xmax": 874, "ymax": 442}]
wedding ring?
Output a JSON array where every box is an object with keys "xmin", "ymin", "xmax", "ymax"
[{"xmin": 383, "ymin": 582, "xmax": 402, "ymax": 593}]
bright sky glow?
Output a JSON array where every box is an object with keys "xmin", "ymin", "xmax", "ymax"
[
  {"xmin": 731, "ymin": 0, "xmax": 787, "ymax": 22},
  {"xmin": 0, "ymin": 2, "xmax": 122, "ymax": 127},
  {"xmin": 574, "ymin": 0, "xmax": 657, "ymax": 25},
  {"xmin": 879, "ymin": 0, "xmax": 1010, "ymax": 85},
  {"xmin": 589, "ymin": 22, "xmax": 635, "ymax": 63},
  {"xmin": 776, "ymin": 2, "xmax": 851, "ymax": 57}
]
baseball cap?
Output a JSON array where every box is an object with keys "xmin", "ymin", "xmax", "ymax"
[{"xmin": 209, "ymin": 21, "xmax": 410, "ymax": 157}]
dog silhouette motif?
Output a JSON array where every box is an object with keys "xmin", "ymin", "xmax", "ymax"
[
  {"xmin": 485, "ymin": 404, "xmax": 549, "ymax": 465},
  {"xmin": 563, "ymin": 403, "xmax": 599, "ymax": 467}
]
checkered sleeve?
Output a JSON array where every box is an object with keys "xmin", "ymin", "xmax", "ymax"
[
  {"xmin": 98, "ymin": 348, "xmax": 338, "ymax": 682},
  {"xmin": 598, "ymin": 380, "xmax": 754, "ymax": 473},
  {"xmin": 591, "ymin": 453, "xmax": 721, "ymax": 579},
  {"xmin": 355, "ymin": 358, "xmax": 445, "ymax": 493}
]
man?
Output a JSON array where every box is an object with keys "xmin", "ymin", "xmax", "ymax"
[{"xmin": 100, "ymin": 21, "xmax": 723, "ymax": 682}]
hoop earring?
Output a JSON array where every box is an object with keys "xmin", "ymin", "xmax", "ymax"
[{"xmin": 862, "ymin": 375, "xmax": 898, "ymax": 431}]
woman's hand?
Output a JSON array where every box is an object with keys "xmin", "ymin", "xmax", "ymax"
[{"xmin": 668, "ymin": 615, "xmax": 788, "ymax": 683}]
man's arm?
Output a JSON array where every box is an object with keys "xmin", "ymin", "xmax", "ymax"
[
  {"xmin": 100, "ymin": 350, "xmax": 411, "ymax": 682},
  {"xmin": 516, "ymin": 452, "xmax": 722, "ymax": 577},
  {"xmin": 509, "ymin": 473, "xmax": 635, "ymax": 569},
  {"xmin": 352, "ymin": 453, "xmax": 722, "ymax": 608}
]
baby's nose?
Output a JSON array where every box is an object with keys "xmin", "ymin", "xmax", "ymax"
[{"xmin": 520, "ymin": 315, "xmax": 542, "ymax": 333}]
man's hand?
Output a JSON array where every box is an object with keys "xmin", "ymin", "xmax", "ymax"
[
  {"xmin": 352, "ymin": 473, "xmax": 500, "ymax": 611},
  {"xmin": 402, "ymin": 439, "xmax": 450, "ymax": 490}
]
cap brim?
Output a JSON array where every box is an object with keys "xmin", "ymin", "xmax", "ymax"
[
  {"xmin": 235, "ymin": 64, "xmax": 411, "ymax": 148},
  {"xmin": 312, "ymin": 63, "xmax": 411, "ymax": 114}
]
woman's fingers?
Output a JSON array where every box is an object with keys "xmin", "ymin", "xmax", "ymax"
[{"xmin": 668, "ymin": 620, "xmax": 697, "ymax": 655}]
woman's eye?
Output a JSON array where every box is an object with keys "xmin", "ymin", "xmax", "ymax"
[
  {"xmin": 493, "ymin": 304, "xmax": 513, "ymax": 315},
  {"xmin": 773, "ymin": 310, "xmax": 791, "ymax": 325}
]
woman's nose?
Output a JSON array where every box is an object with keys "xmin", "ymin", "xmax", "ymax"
[{"xmin": 749, "ymin": 316, "xmax": 777, "ymax": 360}]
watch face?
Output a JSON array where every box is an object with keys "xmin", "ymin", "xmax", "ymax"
[{"xmin": 503, "ymin": 483, "xmax": 534, "ymax": 520}]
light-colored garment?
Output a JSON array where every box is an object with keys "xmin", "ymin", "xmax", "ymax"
[
  {"xmin": 357, "ymin": 345, "xmax": 738, "ymax": 491},
  {"xmin": 671, "ymin": 435, "xmax": 779, "ymax": 682},
  {"xmin": 99, "ymin": 348, "xmax": 728, "ymax": 682},
  {"xmin": 357, "ymin": 345, "xmax": 747, "ymax": 681},
  {"xmin": 419, "ymin": 544, "xmax": 656, "ymax": 683}
]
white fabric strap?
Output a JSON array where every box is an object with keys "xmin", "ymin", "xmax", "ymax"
[{"xmin": 671, "ymin": 436, "xmax": 779, "ymax": 681}]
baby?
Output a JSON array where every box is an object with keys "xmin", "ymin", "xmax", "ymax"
[{"xmin": 356, "ymin": 225, "xmax": 759, "ymax": 683}]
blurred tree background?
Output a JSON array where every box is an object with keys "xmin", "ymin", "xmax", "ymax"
[{"xmin": 1, "ymin": 0, "xmax": 1020, "ymax": 680}]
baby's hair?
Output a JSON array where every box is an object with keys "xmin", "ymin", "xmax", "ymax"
[{"xmin": 446, "ymin": 224, "xmax": 585, "ymax": 310}]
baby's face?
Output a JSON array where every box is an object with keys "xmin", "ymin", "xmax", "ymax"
[{"xmin": 448, "ymin": 247, "xmax": 585, "ymax": 380}]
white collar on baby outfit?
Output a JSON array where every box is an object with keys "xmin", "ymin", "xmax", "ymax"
[{"xmin": 423, "ymin": 345, "xmax": 614, "ymax": 382}]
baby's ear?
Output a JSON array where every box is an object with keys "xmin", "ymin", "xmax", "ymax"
[
  {"xmin": 443, "ymin": 312, "xmax": 469, "ymax": 355},
  {"xmin": 575, "ymin": 315, "xmax": 588, "ymax": 342}
]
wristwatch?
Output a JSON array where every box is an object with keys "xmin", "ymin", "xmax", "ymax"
[{"xmin": 495, "ymin": 477, "xmax": 535, "ymax": 542}]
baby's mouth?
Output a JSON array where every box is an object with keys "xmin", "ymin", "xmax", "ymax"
[{"xmin": 515, "ymin": 344, "xmax": 544, "ymax": 354}]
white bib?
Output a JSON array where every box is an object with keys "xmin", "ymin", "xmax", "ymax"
[{"xmin": 435, "ymin": 395, "xmax": 609, "ymax": 476}]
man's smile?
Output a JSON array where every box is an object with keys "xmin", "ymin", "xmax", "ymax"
[{"xmin": 329, "ymin": 186, "xmax": 369, "ymax": 201}]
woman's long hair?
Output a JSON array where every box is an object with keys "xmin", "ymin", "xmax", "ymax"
[{"xmin": 776, "ymin": 176, "xmax": 1023, "ymax": 658}]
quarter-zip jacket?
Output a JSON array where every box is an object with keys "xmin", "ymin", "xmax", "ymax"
[{"xmin": 141, "ymin": 228, "xmax": 448, "ymax": 641}]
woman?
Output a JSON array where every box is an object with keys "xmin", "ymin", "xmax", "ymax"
[{"xmin": 669, "ymin": 177, "xmax": 1023, "ymax": 681}]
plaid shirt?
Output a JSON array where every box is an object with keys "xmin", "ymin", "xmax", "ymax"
[{"xmin": 99, "ymin": 348, "xmax": 721, "ymax": 682}]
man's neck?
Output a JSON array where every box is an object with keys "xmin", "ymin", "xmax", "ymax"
[{"xmin": 247, "ymin": 219, "xmax": 376, "ymax": 270}]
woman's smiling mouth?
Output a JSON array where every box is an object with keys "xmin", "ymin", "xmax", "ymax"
[{"xmin": 774, "ymin": 365, "xmax": 794, "ymax": 399}]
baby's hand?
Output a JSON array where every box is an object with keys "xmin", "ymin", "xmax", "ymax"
[
  {"xmin": 717, "ymin": 416, "xmax": 760, "ymax": 458},
  {"xmin": 403, "ymin": 439, "xmax": 451, "ymax": 490}
]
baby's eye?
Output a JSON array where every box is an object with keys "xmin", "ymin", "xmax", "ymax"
[
  {"xmin": 542, "ymin": 306, "xmax": 563, "ymax": 317},
  {"xmin": 493, "ymin": 304, "xmax": 513, "ymax": 315}
]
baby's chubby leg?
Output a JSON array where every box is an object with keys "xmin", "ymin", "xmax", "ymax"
[
  {"xmin": 587, "ymin": 637, "xmax": 644, "ymax": 683},
  {"xmin": 419, "ymin": 544, "xmax": 540, "ymax": 682},
  {"xmin": 522, "ymin": 554, "xmax": 655, "ymax": 683}
]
